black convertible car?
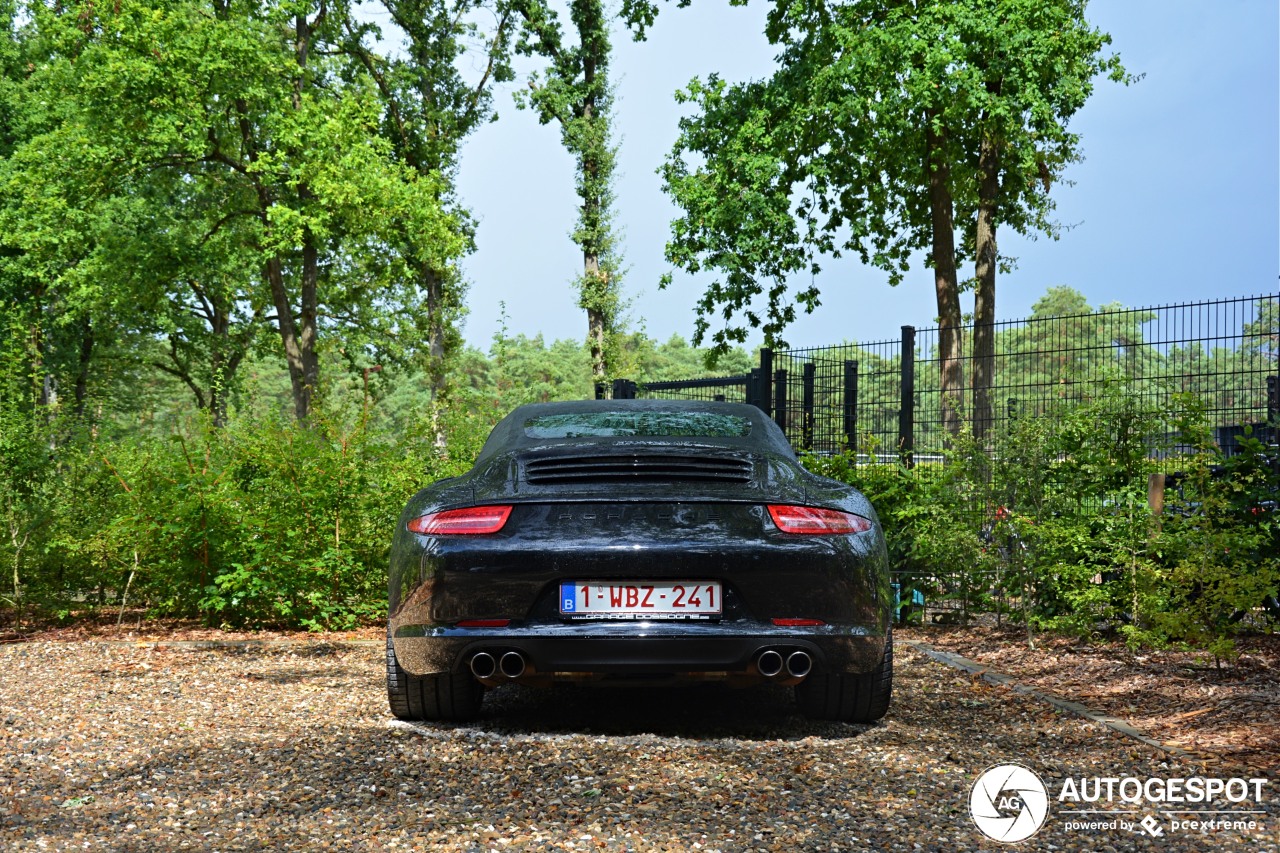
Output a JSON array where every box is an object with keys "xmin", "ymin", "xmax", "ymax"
[{"xmin": 387, "ymin": 399, "xmax": 892, "ymax": 722}]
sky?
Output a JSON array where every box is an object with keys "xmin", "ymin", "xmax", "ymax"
[{"xmin": 448, "ymin": 0, "xmax": 1279, "ymax": 353}]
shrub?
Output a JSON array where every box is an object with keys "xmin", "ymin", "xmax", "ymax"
[
  {"xmin": 4, "ymin": 391, "xmax": 497, "ymax": 630},
  {"xmin": 804, "ymin": 380, "xmax": 1279, "ymax": 652}
]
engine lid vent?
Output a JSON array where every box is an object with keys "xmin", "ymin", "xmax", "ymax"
[{"xmin": 524, "ymin": 454, "xmax": 753, "ymax": 486}]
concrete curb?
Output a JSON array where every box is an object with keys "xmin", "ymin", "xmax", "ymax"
[{"xmin": 901, "ymin": 639, "xmax": 1201, "ymax": 762}]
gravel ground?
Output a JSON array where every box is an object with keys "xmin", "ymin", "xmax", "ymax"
[
  {"xmin": 1, "ymin": 640, "xmax": 1275, "ymax": 852},
  {"xmin": 899, "ymin": 625, "xmax": 1280, "ymax": 777}
]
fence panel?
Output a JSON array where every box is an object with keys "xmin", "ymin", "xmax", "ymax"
[
  {"xmin": 625, "ymin": 294, "xmax": 1279, "ymax": 461},
  {"xmin": 618, "ymin": 294, "xmax": 1278, "ymax": 463},
  {"xmin": 617, "ymin": 293, "xmax": 1278, "ymax": 621}
]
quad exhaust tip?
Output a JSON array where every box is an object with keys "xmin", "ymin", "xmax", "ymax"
[
  {"xmin": 499, "ymin": 651, "xmax": 527, "ymax": 679},
  {"xmin": 786, "ymin": 650, "xmax": 812, "ymax": 678},
  {"xmin": 757, "ymin": 648, "xmax": 812, "ymax": 681},
  {"xmin": 756, "ymin": 649, "xmax": 784, "ymax": 678},
  {"xmin": 469, "ymin": 651, "xmax": 497, "ymax": 680}
]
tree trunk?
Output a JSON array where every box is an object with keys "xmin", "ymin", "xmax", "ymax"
[
  {"xmin": 423, "ymin": 264, "xmax": 450, "ymax": 447},
  {"xmin": 584, "ymin": 252, "xmax": 607, "ymax": 384},
  {"xmin": 574, "ymin": 0, "xmax": 615, "ymax": 384},
  {"xmin": 581, "ymin": 39, "xmax": 609, "ymax": 384},
  {"xmin": 208, "ymin": 302, "xmax": 228, "ymax": 429},
  {"xmin": 972, "ymin": 134, "xmax": 1000, "ymax": 444},
  {"xmin": 207, "ymin": 297, "xmax": 252, "ymax": 429},
  {"xmin": 423, "ymin": 264, "xmax": 447, "ymax": 396},
  {"xmin": 299, "ymin": 230, "xmax": 320, "ymax": 410},
  {"xmin": 256, "ymin": 12, "xmax": 323, "ymax": 423},
  {"xmin": 925, "ymin": 116, "xmax": 964, "ymax": 440},
  {"xmin": 34, "ymin": 328, "xmax": 56, "ymax": 411},
  {"xmin": 266, "ymin": 258, "xmax": 312, "ymax": 422},
  {"xmin": 8, "ymin": 521, "xmax": 29, "ymax": 617},
  {"xmin": 73, "ymin": 318, "xmax": 94, "ymax": 419}
]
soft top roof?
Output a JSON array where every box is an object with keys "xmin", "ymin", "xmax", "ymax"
[{"xmin": 475, "ymin": 399, "xmax": 796, "ymax": 462}]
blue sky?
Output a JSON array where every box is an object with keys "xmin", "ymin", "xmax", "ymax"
[{"xmin": 451, "ymin": 0, "xmax": 1279, "ymax": 353}]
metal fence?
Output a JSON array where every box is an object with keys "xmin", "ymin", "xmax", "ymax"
[
  {"xmin": 607, "ymin": 294, "xmax": 1280, "ymax": 464},
  {"xmin": 600, "ymin": 294, "xmax": 1279, "ymax": 622}
]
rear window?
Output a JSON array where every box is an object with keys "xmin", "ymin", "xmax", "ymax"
[{"xmin": 524, "ymin": 411, "xmax": 753, "ymax": 439}]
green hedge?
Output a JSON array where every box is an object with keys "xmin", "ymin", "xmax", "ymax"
[
  {"xmin": 805, "ymin": 385, "xmax": 1279, "ymax": 657},
  {"xmin": 2, "ymin": 399, "xmax": 493, "ymax": 630},
  {"xmin": 4, "ymin": 380, "xmax": 1276, "ymax": 653}
]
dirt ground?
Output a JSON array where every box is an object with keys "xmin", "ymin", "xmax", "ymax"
[
  {"xmin": 5, "ymin": 631, "xmax": 1277, "ymax": 851},
  {"xmin": 898, "ymin": 623, "xmax": 1280, "ymax": 777},
  {"xmin": 4, "ymin": 611, "xmax": 1277, "ymax": 777}
]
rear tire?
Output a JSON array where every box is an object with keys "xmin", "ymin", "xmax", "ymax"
[
  {"xmin": 795, "ymin": 628, "xmax": 892, "ymax": 723},
  {"xmin": 386, "ymin": 627, "xmax": 484, "ymax": 722}
]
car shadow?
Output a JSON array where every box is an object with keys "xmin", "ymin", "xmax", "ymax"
[{"xmin": 434, "ymin": 681, "xmax": 882, "ymax": 742}]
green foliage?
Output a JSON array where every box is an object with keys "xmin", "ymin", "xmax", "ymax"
[
  {"xmin": 1149, "ymin": 421, "xmax": 1280, "ymax": 660},
  {"xmin": 804, "ymin": 454, "xmax": 974, "ymax": 619},
  {"xmin": 656, "ymin": 0, "xmax": 1129, "ymax": 374},
  {"xmin": 0, "ymin": 0, "xmax": 469, "ymax": 425},
  {"xmin": 0, "ymin": 324, "xmax": 752, "ymax": 630},
  {"xmin": 516, "ymin": 0, "xmax": 626, "ymax": 378},
  {"xmin": 447, "ymin": 330, "xmax": 753, "ymax": 413},
  {"xmin": 0, "ymin": 343, "xmax": 58, "ymax": 611},
  {"xmin": 2, "ymin": 390, "xmax": 487, "ymax": 629},
  {"xmin": 806, "ymin": 381, "xmax": 1279, "ymax": 652}
]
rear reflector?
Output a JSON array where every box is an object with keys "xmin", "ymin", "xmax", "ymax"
[
  {"xmin": 767, "ymin": 505, "xmax": 872, "ymax": 534},
  {"xmin": 772, "ymin": 618, "xmax": 826, "ymax": 627},
  {"xmin": 408, "ymin": 506, "xmax": 512, "ymax": 535},
  {"xmin": 455, "ymin": 619, "xmax": 511, "ymax": 628}
]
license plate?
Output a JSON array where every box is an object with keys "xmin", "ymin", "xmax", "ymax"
[{"xmin": 559, "ymin": 581, "xmax": 722, "ymax": 619}]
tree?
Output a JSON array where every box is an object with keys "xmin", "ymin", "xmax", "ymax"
[
  {"xmin": 998, "ymin": 287, "xmax": 1158, "ymax": 415},
  {"xmin": 652, "ymin": 0, "xmax": 1126, "ymax": 438},
  {"xmin": 1242, "ymin": 299, "xmax": 1278, "ymax": 367},
  {"xmin": 0, "ymin": 58, "xmax": 106, "ymax": 424},
  {"xmin": 343, "ymin": 0, "xmax": 516, "ymax": 405},
  {"xmin": 517, "ymin": 0, "xmax": 626, "ymax": 384},
  {"xmin": 0, "ymin": 0, "xmax": 462, "ymax": 423},
  {"xmin": 956, "ymin": 1, "xmax": 1130, "ymax": 441},
  {"xmin": 617, "ymin": 332, "xmax": 753, "ymax": 383}
]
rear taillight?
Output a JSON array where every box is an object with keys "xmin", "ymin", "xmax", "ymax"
[
  {"xmin": 772, "ymin": 617, "xmax": 826, "ymax": 627},
  {"xmin": 408, "ymin": 506, "xmax": 512, "ymax": 535},
  {"xmin": 767, "ymin": 504, "xmax": 871, "ymax": 535}
]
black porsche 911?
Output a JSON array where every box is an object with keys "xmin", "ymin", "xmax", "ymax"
[{"xmin": 386, "ymin": 399, "xmax": 892, "ymax": 723}]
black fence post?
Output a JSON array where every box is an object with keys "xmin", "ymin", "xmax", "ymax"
[
  {"xmin": 612, "ymin": 378, "xmax": 637, "ymax": 400},
  {"xmin": 802, "ymin": 362, "xmax": 816, "ymax": 451},
  {"xmin": 774, "ymin": 370, "xmax": 788, "ymax": 432},
  {"xmin": 843, "ymin": 360, "xmax": 859, "ymax": 455},
  {"xmin": 748, "ymin": 368, "xmax": 762, "ymax": 410},
  {"xmin": 899, "ymin": 326, "xmax": 915, "ymax": 468},
  {"xmin": 760, "ymin": 348, "xmax": 774, "ymax": 419},
  {"xmin": 594, "ymin": 382, "xmax": 606, "ymax": 400},
  {"xmin": 1269, "ymin": 374, "xmax": 1279, "ymax": 446}
]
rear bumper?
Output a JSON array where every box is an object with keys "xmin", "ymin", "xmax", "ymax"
[{"xmin": 392, "ymin": 620, "xmax": 886, "ymax": 678}]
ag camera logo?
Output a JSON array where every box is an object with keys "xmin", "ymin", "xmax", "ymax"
[{"xmin": 969, "ymin": 764, "xmax": 1050, "ymax": 843}]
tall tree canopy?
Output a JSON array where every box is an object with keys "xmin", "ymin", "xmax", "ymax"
[
  {"xmin": 653, "ymin": 0, "xmax": 1127, "ymax": 437},
  {"xmin": 0, "ymin": 0, "xmax": 467, "ymax": 424},
  {"xmin": 517, "ymin": 0, "xmax": 626, "ymax": 384},
  {"xmin": 344, "ymin": 0, "xmax": 516, "ymax": 405}
]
